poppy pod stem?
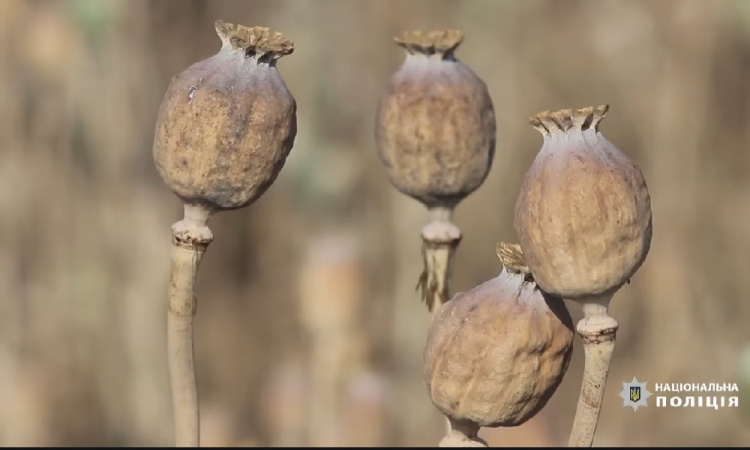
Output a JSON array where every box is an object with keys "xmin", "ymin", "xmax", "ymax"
[
  {"xmin": 168, "ymin": 203, "xmax": 214, "ymax": 447},
  {"xmin": 417, "ymin": 206, "xmax": 462, "ymax": 317},
  {"xmin": 153, "ymin": 17, "xmax": 296, "ymax": 447},
  {"xmin": 418, "ymin": 206, "xmax": 461, "ymax": 441},
  {"xmin": 439, "ymin": 418, "xmax": 487, "ymax": 447},
  {"xmin": 568, "ymin": 295, "xmax": 618, "ymax": 447},
  {"xmin": 376, "ymin": 28, "xmax": 495, "ymax": 446},
  {"xmin": 513, "ymin": 105, "xmax": 651, "ymax": 447},
  {"xmin": 376, "ymin": 28, "xmax": 494, "ymax": 316}
]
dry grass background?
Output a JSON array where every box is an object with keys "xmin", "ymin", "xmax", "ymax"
[{"xmin": 1, "ymin": 0, "xmax": 749, "ymax": 446}]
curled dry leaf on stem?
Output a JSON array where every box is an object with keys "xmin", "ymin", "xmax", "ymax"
[
  {"xmin": 375, "ymin": 28, "xmax": 496, "ymax": 313},
  {"xmin": 152, "ymin": 19, "xmax": 298, "ymax": 447},
  {"xmin": 423, "ymin": 242, "xmax": 574, "ymax": 447},
  {"xmin": 415, "ymin": 216, "xmax": 463, "ymax": 313}
]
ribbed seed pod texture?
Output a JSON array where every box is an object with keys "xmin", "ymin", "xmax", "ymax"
[
  {"xmin": 375, "ymin": 30, "xmax": 496, "ymax": 209},
  {"xmin": 424, "ymin": 244, "xmax": 574, "ymax": 427},
  {"xmin": 514, "ymin": 106, "xmax": 652, "ymax": 300},
  {"xmin": 154, "ymin": 21, "xmax": 297, "ymax": 211}
]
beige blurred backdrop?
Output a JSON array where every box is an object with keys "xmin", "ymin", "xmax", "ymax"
[{"xmin": 1, "ymin": 0, "xmax": 750, "ymax": 446}]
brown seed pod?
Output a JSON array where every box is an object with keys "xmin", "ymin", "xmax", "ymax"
[
  {"xmin": 152, "ymin": 20, "xmax": 297, "ymax": 447},
  {"xmin": 513, "ymin": 105, "xmax": 652, "ymax": 300},
  {"xmin": 376, "ymin": 30, "xmax": 496, "ymax": 209},
  {"xmin": 376, "ymin": 30, "xmax": 496, "ymax": 314},
  {"xmin": 423, "ymin": 243, "xmax": 574, "ymax": 431},
  {"xmin": 153, "ymin": 20, "xmax": 297, "ymax": 211},
  {"xmin": 513, "ymin": 106, "xmax": 652, "ymax": 446}
]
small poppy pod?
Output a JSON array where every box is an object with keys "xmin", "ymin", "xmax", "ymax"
[
  {"xmin": 375, "ymin": 30, "xmax": 496, "ymax": 209},
  {"xmin": 424, "ymin": 243, "xmax": 574, "ymax": 428},
  {"xmin": 514, "ymin": 106, "xmax": 652, "ymax": 300},
  {"xmin": 154, "ymin": 20, "xmax": 297, "ymax": 211}
]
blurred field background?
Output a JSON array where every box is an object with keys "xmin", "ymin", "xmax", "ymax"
[{"xmin": 1, "ymin": 0, "xmax": 750, "ymax": 446}]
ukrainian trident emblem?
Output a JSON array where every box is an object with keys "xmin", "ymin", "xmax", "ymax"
[
  {"xmin": 630, "ymin": 386, "xmax": 641, "ymax": 402},
  {"xmin": 619, "ymin": 377, "xmax": 652, "ymax": 411}
]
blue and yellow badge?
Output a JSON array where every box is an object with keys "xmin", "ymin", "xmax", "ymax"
[
  {"xmin": 619, "ymin": 377, "xmax": 652, "ymax": 411},
  {"xmin": 630, "ymin": 385, "xmax": 641, "ymax": 402}
]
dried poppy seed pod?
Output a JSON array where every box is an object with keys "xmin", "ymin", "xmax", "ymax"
[
  {"xmin": 152, "ymin": 20, "xmax": 297, "ymax": 447},
  {"xmin": 376, "ymin": 30, "xmax": 495, "ymax": 208},
  {"xmin": 513, "ymin": 106, "xmax": 652, "ymax": 447},
  {"xmin": 154, "ymin": 20, "xmax": 297, "ymax": 212},
  {"xmin": 424, "ymin": 243, "xmax": 574, "ymax": 447},
  {"xmin": 375, "ymin": 30, "xmax": 496, "ymax": 313},
  {"xmin": 514, "ymin": 105, "xmax": 651, "ymax": 300}
]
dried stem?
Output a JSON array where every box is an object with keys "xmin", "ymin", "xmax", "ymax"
[
  {"xmin": 168, "ymin": 204, "xmax": 213, "ymax": 447},
  {"xmin": 299, "ymin": 235, "xmax": 364, "ymax": 446},
  {"xmin": 417, "ymin": 206, "xmax": 462, "ymax": 317},
  {"xmin": 416, "ymin": 206, "xmax": 462, "ymax": 439},
  {"xmin": 439, "ymin": 418, "xmax": 487, "ymax": 447},
  {"xmin": 568, "ymin": 296, "xmax": 618, "ymax": 447}
]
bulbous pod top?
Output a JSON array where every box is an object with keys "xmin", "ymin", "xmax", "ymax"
[
  {"xmin": 513, "ymin": 106, "xmax": 652, "ymax": 300},
  {"xmin": 153, "ymin": 20, "xmax": 297, "ymax": 211},
  {"xmin": 375, "ymin": 30, "xmax": 496, "ymax": 209},
  {"xmin": 424, "ymin": 243, "xmax": 574, "ymax": 428}
]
